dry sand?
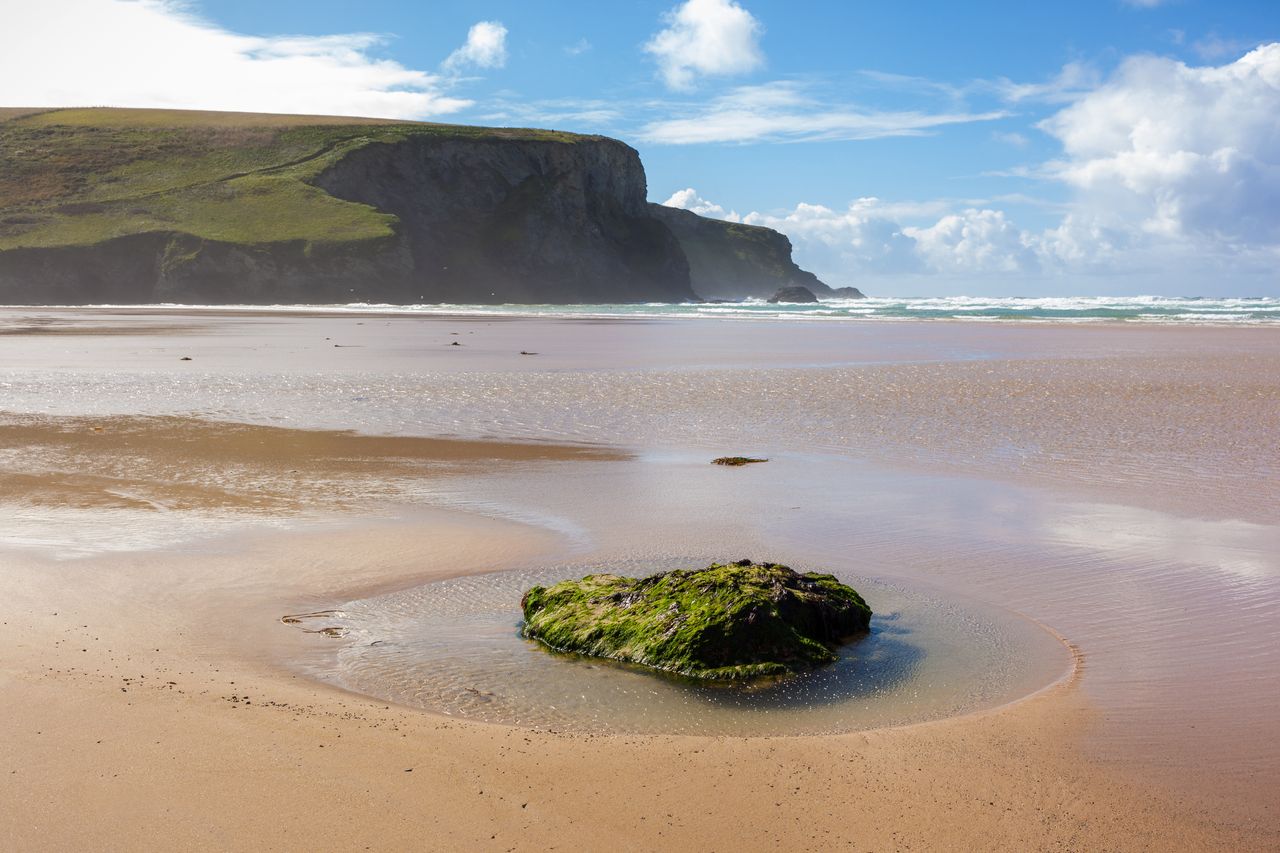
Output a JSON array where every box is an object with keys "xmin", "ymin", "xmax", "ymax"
[{"xmin": 2, "ymin": 310, "xmax": 1277, "ymax": 851}]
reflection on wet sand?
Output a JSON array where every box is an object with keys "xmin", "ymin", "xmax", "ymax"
[{"xmin": 0, "ymin": 412, "xmax": 621, "ymax": 513}]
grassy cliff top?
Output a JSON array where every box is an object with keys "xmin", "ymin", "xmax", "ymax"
[{"xmin": 0, "ymin": 107, "xmax": 601, "ymax": 251}]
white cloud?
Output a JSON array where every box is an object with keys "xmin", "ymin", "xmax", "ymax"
[
  {"xmin": 904, "ymin": 209, "xmax": 1039, "ymax": 274},
  {"xmin": 645, "ymin": 0, "xmax": 765, "ymax": 91},
  {"xmin": 641, "ymin": 81, "xmax": 1008, "ymax": 144},
  {"xmin": 1040, "ymin": 43, "xmax": 1280, "ymax": 245},
  {"xmin": 564, "ymin": 38, "xmax": 593, "ymax": 57},
  {"xmin": 993, "ymin": 131, "xmax": 1030, "ymax": 147},
  {"xmin": 987, "ymin": 61, "xmax": 1101, "ymax": 104},
  {"xmin": 861, "ymin": 63, "xmax": 1099, "ymax": 107},
  {"xmin": 666, "ymin": 190, "xmax": 1045, "ymax": 279},
  {"xmin": 669, "ymin": 45, "xmax": 1280, "ymax": 293},
  {"xmin": 739, "ymin": 198, "xmax": 927, "ymax": 275},
  {"xmin": 0, "ymin": 0, "xmax": 476, "ymax": 118},
  {"xmin": 443, "ymin": 21, "xmax": 508, "ymax": 72},
  {"xmin": 662, "ymin": 188, "xmax": 735, "ymax": 218}
]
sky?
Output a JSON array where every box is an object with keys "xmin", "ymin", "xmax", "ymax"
[{"xmin": 3, "ymin": 0, "xmax": 1279, "ymax": 296}]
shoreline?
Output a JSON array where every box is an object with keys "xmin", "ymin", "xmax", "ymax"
[{"xmin": 5, "ymin": 301, "xmax": 1280, "ymax": 327}]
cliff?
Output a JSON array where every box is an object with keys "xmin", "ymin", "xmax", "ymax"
[
  {"xmin": 311, "ymin": 133, "xmax": 688, "ymax": 303},
  {"xmin": 0, "ymin": 108, "xmax": 692, "ymax": 304},
  {"xmin": 0, "ymin": 107, "xmax": 838, "ymax": 305},
  {"xmin": 650, "ymin": 204, "xmax": 862, "ymax": 300}
]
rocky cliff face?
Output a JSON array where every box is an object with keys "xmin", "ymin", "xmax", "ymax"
[
  {"xmin": 0, "ymin": 232, "xmax": 412, "ymax": 304},
  {"xmin": 0, "ymin": 126, "xmax": 694, "ymax": 305},
  {"xmin": 651, "ymin": 204, "xmax": 861, "ymax": 300},
  {"xmin": 311, "ymin": 135, "xmax": 692, "ymax": 303},
  {"xmin": 0, "ymin": 109, "xmax": 846, "ymax": 305}
]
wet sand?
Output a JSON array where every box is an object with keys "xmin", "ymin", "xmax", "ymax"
[
  {"xmin": 0, "ymin": 413, "xmax": 620, "ymax": 513},
  {"xmin": 1, "ymin": 308, "xmax": 1278, "ymax": 850}
]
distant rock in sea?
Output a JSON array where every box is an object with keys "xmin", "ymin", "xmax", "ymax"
[{"xmin": 768, "ymin": 285, "xmax": 819, "ymax": 304}]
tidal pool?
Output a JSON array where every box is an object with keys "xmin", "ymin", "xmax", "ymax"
[{"xmin": 299, "ymin": 556, "xmax": 1070, "ymax": 736}]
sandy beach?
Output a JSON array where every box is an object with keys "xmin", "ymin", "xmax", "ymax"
[{"xmin": 2, "ymin": 308, "xmax": 1277, "ymax": 850}]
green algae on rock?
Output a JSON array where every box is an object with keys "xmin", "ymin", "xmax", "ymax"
[{"xmin": 520, "ymin": 561, "xmax": 872, "ymax": 681}]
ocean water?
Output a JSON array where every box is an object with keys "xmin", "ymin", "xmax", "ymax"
[{"xmin": 81, "ymin": 294, "xmax": 1280, "ymax": 324}]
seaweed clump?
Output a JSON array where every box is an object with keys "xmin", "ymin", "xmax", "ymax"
[
  {"xmin": 711, "ymin": 456, "xmax": 767, "ymax": 466},
  {"xmin": 520, "ymin": 560, "xmax": 871, "ymax": 681}
]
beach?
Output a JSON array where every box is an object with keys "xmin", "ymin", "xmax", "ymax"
[{"xmin": 2, "ymin": 308, "xmax": 1277, "ymax": 850}]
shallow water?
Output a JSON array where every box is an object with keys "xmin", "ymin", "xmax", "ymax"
[
  {"xmin": 305, "ymin": 559, "xmax": 1066, "ymax": 736},
  {"xmin": 317, "ymin": 447, "xmax": 1280, "ymax": 814},
  {"xmin": 21, "ymin": 295, "xmax": 1280, "ymax": 324},
  {"xmin": 2, "ymin": 311, "xmax": 1276, "ymax": 523}
]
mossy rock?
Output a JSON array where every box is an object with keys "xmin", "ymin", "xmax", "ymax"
[{"xmin": 521, "ymin": 560, "xmax": 871, "ymax": 681}]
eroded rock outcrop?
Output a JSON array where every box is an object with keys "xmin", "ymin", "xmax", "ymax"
[
  {"xmin": 650, "ymin": 204, "xmax": 862, "ymax": 301},
  {"xmin": 768, "ymin": 285, "xmax": 819, "ymax": 303},
  {"xmin": 521, "ymin": 560, "xmax": 872, "ymax": 681}
]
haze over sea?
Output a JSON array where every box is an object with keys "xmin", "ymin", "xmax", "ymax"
[{"xmin": 73, "ymin": 295, "xmax": 1280, "ymax": 325}]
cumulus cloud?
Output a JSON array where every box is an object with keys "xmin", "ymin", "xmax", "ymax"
[
  {"xmin": 739, "ymin": 199, "xmax": 928, "ymax": 275},
  {"xmin": 442, "ymin": 21, "xmax": 508, "ymax": 72},
  {"xmin": 662, "ymin": 188, "xmax": 735, "ymax": 218},
  {"xmin": 641, "ymin": 81, "xmax": 1008, "ymax": 144},
  {"xmin": 645, "ymin": 0, "xmax": 765, "ymax": 90},
  {"xmin": 1040, "ymin": 44, "xmax": 1280, "ymax": 245},
  {"xmin": 0, "ymin": 0, "xmax": 490, "ymax": 119},
  {"xmin": 904, "ymin": 210, "xmax": 1040, "ymax": 274},
  {"xmin": 665, "ymin": 45, "xmax": 1280, "ymax": 292},
  {"xmin": 667, "ymin": 189, "xmax": 1050, "ymax": 278}
]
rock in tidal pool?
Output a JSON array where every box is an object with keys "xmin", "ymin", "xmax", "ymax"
[{"xmin": 520, "ymin": 561, "xmax": 872, "ymax": 681}]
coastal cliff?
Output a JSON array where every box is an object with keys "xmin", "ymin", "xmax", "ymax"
[
  {"xmin": 311, "ymin": 133, "xmax": 689, "ymax": 303},
  {"xmin": 0, "ymin": 107, "xmax": 834, "ymax": 304},
  {"xmin": 651, "ymin": 204, "xmax": 862, "ymax": 300}
]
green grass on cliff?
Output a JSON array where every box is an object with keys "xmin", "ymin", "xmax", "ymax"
[{"xmin": 0, "ymin": 107, "xmax": 595, "ymax": 251}]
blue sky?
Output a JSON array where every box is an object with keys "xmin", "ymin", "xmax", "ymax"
[{"xmin": 5, "ymin": 0, "xmax": 1280, "ymax": 295}]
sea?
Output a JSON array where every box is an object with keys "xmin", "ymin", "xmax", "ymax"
[{"xmin": 85, "ymin": 294, "xmax": 1280, "ymax": 324}]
